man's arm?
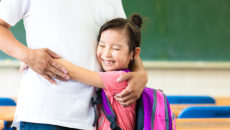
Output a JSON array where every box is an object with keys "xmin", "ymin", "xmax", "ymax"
[
  {"xmin": 0, "ymin": 19, "xmax": 69, "ymax": 84},
  {"xmin": 115, "ymin": 56, "xmax": 148, "ymax": 107}
]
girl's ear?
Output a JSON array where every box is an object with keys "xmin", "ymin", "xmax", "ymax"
[{"xmin": 134, "ymin": 47, "xmax": 140, "ymax": 58}]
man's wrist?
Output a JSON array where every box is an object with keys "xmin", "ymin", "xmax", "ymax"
[
  {"xmin": 133, "ymin": 56, "xmax": 144, "ymax": 72},
  {"xmin": 19, "ymin": 47, "xmax": 32, "ymax": 63}
]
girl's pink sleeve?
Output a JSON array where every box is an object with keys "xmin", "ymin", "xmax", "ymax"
[{"xmin": 98, "ymin": 71, "xmax": 127, "ymax": 96}]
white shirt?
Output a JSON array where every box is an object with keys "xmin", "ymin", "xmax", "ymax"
[{"xmin": 0, "ymin": 0, "xmax": 126, "ymax": 129}]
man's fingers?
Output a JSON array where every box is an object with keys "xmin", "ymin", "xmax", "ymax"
[
  {"xmin": 47, "ymin": 65, "xmax": 69, "ymax": 80},
  {"xmin": 54, "ymin": 75, "xmax": 68, "ymax": 82},
  {"xmin": 45, "ymin": 70, "xmax": 68, "ymax": 83},
  {"xmin": 115, "ymin": 85, "xmax": 141, "ymax": 107},
  {"xmin": 45, "ymin": 71, "xmax": 57, "ymax": 78},
  {"xmin": 115, "ymin": 87, "xmax": 132, "ymax": 98},
  {"xmin": 115, "ymin": 93, "xmax": 135, "ymax": 103},
  {"xmin": 119, "ymin": 98, "xmax": 137, "ymax": 107},
  {"xmin": 46, "ymin": 67, "xmax": 70, "ymax": 81},
  {"xmin": 116, "ymin": 72, "xmax": 132, "ymax": 82},
  {"xmin": 46, "ymin": 48, "xmax": 61, "ymax": 59},
  {"xmin": 42, "ymin": 74, "xmax": 56, "ymax": 84},
  {"xmin": 46, "ymin": 71, "xmax": 68, "ymax": 81},
  {"xmin": 50, "ymin": 60, "xmax": 67, "ymax": 74}
]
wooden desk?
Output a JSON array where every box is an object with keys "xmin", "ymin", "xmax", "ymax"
[
  {"xmin": 215, "ymin": 97, "xmax": 230, "ymax": 105},
  {"xmin": 170, "ymin": 104, "xmax": 216, "ymax": 117},
  {"xmin": 176, "ymin": 118, "xmax": 230, "ymax": 130},
  {"xmin": 0, "ymin": 106, "xmax": 15, "ymax": 121}
]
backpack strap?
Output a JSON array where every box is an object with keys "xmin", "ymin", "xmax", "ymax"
[
  {"xmin": 91, "ymin": 90, "xmax": 102, "ymax": 127},
  {"xmin": 101, "ymin": 90, "xmax": 121, "ymax": 130},
  {"xmin": 163, "ymin": 93, "xmax": 173, "ymax": 130},
  {"xmin": 151, "ymin": 89, "xmax": 158, "ymax": 130},
  {"xmin": 136, "ymin": 96, "xmax": 144, "ymax": 130}
]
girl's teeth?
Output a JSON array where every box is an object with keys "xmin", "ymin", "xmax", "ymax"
[{"xmin": 104, "ymin": 61, "xmax": 113, "ymax": 64}]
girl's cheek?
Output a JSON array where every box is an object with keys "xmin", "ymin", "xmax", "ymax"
[
  {"xmin": 113, "ymin": 52, "xmax": 119, "ymax": 59},
  {"xmin": 96, "ymin": 51, "xmax": 101, "ymax": 61}
]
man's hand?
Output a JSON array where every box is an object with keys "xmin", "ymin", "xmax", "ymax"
[
  {"xmin": 0, "ymin": 19, "xmax": 68, "ymax": 83},
  {"xmin": 115, "ymin": 70, "xmax": 148, "ymax": 107},
  {"xmin": 24, "ymin": 48, "xmax": 70, "ymax": 84}
]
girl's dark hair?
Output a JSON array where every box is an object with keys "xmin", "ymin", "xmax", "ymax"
[{"xmin": 97, "ymin": 14, "xmax": 143, "ymax": 70}]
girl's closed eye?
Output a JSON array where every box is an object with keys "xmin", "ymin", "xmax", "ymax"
[
  {"xmin": 99, "ymin": 43, "xmax": 105, "ymax": 48},
  {"xmin": 112, "ymin": 45, "xmax": 121, "ymax": 50},
  {"xmin": 113, "ymin": 47, "xmax": 120, "ymax": 50}
]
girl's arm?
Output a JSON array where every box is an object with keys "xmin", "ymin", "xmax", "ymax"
[{"xmin": 55, "ymin": 59, "xmax": 105, "ymax": 88}]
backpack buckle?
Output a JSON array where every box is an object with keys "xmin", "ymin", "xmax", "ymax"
[{"xmin": 110, "ymin": 122, "xmax": 121, "ymax": 130}]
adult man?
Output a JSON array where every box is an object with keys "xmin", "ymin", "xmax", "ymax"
[{"xmin": 0, "ymin": 0, "xmax": 147, "ymax": 129}]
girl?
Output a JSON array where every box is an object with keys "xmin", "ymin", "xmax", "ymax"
[{"xmin": 21, "ymin": 14, "xmax": 143, "ymax": 130}]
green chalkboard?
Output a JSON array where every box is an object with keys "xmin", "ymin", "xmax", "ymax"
[
  {"xmin": 1, "ymin": 0, "xmax": 230, "ymax": 61},
  {"xmin": 122, "ymin": 0, "xmax": 230, "ymax": 61}
]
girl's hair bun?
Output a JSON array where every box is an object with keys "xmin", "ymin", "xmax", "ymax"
[{"xmin": 131, "ymin": 14, "xmax": 143, "ymax": 28}]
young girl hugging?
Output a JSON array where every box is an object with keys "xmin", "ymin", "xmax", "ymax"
[{"xmin": 56, "ymin": 14, "xmax": 143, "ymax": 130}]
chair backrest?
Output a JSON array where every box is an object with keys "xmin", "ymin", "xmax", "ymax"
[
  {"xmin": 167, "ymin": 96, "xmax": 215, "ymax": 104},
  {"xmin": 178, "ymin": 106, "xmax": 230, "ymax": 118},
  {"xmin": 0, "ymin": 98, "xmax": 16, "ymax": 106},
  {"xmin": 0, "ymin": 98, "xmax": 16, "ymax": 130}
]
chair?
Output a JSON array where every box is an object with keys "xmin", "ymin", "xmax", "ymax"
[
  {"xmin": 0, "ymin": 98, "xmax": 16, "ymax": 130},
  {"xmin": 167, "ymin": 95, "xmax": 215, "ymax": 104},
  {"xmin": 0, "ymin": 98, "xmax": 16, "ymax": 106},
  {"xmin": 178, "ymin": 106, "xmax": 230, "ymax": 118}
]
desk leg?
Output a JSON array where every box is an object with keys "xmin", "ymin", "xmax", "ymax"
[{"xmin": 0, "ymin": 120, "xmax": 4, "ymax": 130}]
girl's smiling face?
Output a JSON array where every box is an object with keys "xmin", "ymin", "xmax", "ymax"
[{"xmin": 96, "ymin": 29, "xmax": 133, "ymax": 71}]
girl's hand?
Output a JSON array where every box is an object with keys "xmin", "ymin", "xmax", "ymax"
[
  {"xmin": 115, "ymin": 70, "xmax": 148, "ymax": 107},
  {"xmin": 19, "ymin": 62, "xmax": 29, "ymax": 73}
]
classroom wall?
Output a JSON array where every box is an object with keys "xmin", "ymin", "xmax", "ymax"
[
  {"xmin": 0, "ymin": 67, "xmax": 21, "ymax": 97},
  {"xmin": 1, "ymin": 64, "xmax": 230, "ymax": 97},
  {"xmin": 0, "ymin": 0, "xmax": 230, "ymax": 98},
  {"xmin": 147, "ymin": 68, "xmax": 230, "ymax": 96}
]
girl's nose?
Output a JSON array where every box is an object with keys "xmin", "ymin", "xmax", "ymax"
[{"xmin": 103, "ymin": 48, "xmax": 112, "ymax": 58}]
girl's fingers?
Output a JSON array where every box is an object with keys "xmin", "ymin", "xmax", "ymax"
[{"xmin": 19, "ymin": 62, "xmax": 28, "ymax": 73}]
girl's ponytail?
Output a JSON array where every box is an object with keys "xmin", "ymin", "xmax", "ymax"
[{"xmin": 131, "ymin": 14, "xmax": 143, "ymax": 29}]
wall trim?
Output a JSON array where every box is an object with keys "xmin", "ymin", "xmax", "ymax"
[
  {"xmin": 143, "ymin": 61, "xmax": 230, "ymax": 69},
  {"xmin": 1, "ymin": 60, "xmax": 230, "ymax": 69}
]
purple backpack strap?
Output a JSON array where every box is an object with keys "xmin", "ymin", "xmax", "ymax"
[
  {"xmin": 142, "ymin": 87, "xmax": 157, "ymax": 130},
  {"xmin": 101, "ymin": 90, "xmax": 121, "ymax": 130},
  {"xmin": 163, "ymin": 93, "xmax": 173, "ymax": 130},
  {"xmin": 101, "ymin": 90, "xmax": 116, "ymax": 119},
  {"xmin": 122, "ymin": 69, "xmax": 131, "ymax": 73}
]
